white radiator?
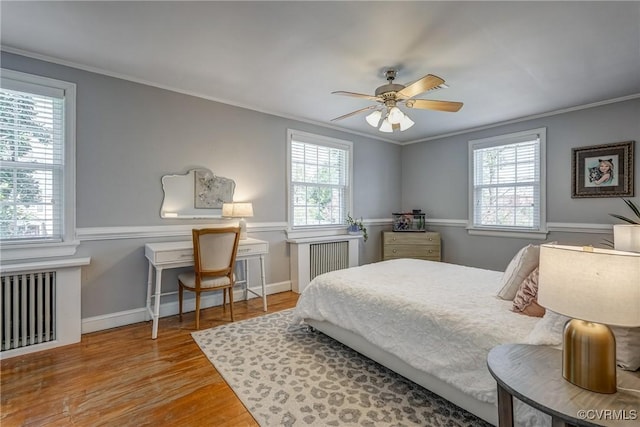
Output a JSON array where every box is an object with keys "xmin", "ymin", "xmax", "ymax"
[
  {"xmin": 1, "ymin": 272, "xmax": 56, "ymax": 351},
  {"xmin": 0, "ymin": 258, "xmax": 88, "ymax": 359},
  {"xmin": 288, "ymin": 235, "xmax": 360, "ymax": 294},
  {"xmin": 310, "ymin": 241, "xmax": 349, "ymax": 280}
]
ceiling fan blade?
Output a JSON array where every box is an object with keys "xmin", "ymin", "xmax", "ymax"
[
  {"xmin": 332, "ymin": 91, "xmax": 380, "ymax": 102},
  {"xmin": 405, "ymin": 99, "xmax": 463, "ymax": 112},
  {"xmin": 330, "ymin": 105, "xmax": 378, "ymax": 122},
  {"xmin": 396, "ymin": 74, "xmax": 445, "ymax": 99}
]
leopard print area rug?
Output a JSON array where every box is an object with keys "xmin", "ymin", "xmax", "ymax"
[{"xmin": 192, "ymin": 309, "xmax": 492, "ymax": 427}]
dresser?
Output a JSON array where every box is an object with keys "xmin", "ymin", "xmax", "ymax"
[{"xmin": 382, "ymin": 231, "xmax": 441, "ymax": 261}]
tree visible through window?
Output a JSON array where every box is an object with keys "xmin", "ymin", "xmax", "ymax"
[
  {"xmin": 288, "ymin": 130, "xmax": 352, "ymax": 228},
  {"xmin": 1, "ymin": 72, "xmax": 68, "ymax": 243},
  {"xmin": 469, "ymin": 128, "xmax": 547, "ymax": 235}
]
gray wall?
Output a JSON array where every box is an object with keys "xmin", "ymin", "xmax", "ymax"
[
  {"xmin": 401, "ymin": 98, "xmax": 640, "ymax": 270},
  {"xmin": 1, "ymin": 52, "xmax": 401, "ymax": 319},
  {"xmin": 3, "ymin": 51, "xmax": 638, "ymax": 324}
]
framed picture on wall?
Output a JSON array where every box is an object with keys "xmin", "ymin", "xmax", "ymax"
[{"xmin": 571, "ymin": 141, "xmax": 634, "ymax": 198}]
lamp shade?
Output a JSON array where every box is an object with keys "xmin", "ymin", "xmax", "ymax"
[
  {"xmin": 379, "ymin": 118, "xmax": 393, "ymax": 133},
  {"xmin": 222, "ymin": 202, "xmax": 253, "ymax": 218},
  {"xmin": 399, "ymin": 114, "xmax": 415, "ymax": 131},
  {"xmin": 365, "ymin": 110, "xmax": 382, "ymax": 127},
  {"xmin": 387, "ymin": 106, "xmax": 404, "ymax": 124},
  {"xmin": 538, "ymin": 244, "xmax": 640, "ymax": 327}
]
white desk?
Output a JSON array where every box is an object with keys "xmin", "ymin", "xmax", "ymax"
[{"xmin": 144, "ymin": 237, "xmax": 268, "ymax": 339}]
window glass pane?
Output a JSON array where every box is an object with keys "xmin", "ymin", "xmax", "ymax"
[
  {"xmin": 0, "ymin": 85, "xmax": 64, "ymax": 241},
  {"xmin": 470, "ymin": 130, "xmax": 543, "ymax": 231},
  {"xmin": 289, "ymin": 132, "xmax": 351, "ymax": 228}
]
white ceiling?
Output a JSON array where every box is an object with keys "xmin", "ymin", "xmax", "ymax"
[{"xmin": 2, "ymin": 1, "xmax": 640, "ymax": 144}]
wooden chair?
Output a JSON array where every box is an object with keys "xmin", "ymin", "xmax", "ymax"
[{"xmin": 178, "ymin": 227, "xmax": 241, "ymax": 329}]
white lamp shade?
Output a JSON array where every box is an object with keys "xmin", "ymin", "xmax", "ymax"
[
  {"xmin": 365, "ymin": 110, "xmax": 382, "ymax": 127},
  {"xmin": 399, "ymin": 114, "xmax": 415, "ymax": 131},
  {"xmin": 379, "ymin": 118, "xmax": 393, "ymax": 132},
  {"xmin": 222, "ymin": 202, "xmax": 253, "ymax": 218},
  {"xmin": 614, "ymin": 224, "xmax": 640, "ymax": 252},
  {"xmin": 387, "ymin": 106, "xmax": 404, "ymax": 124},
  {"xmin": 538, "ymin": 244, "xmax": 640, "ymax": 327}
]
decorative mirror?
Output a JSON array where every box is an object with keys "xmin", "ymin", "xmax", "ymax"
[{"xmin": 160, "ymin": 168, "xmax": 235, "ymax": 218}]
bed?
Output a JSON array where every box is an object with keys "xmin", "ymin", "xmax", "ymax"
[{"xmin": 291, "ymin": 258, "xmax": 552, "ymax": 427}]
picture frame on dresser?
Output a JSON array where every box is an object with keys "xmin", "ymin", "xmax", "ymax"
[{"xmin": 571, "ymin": 141, "xmax": 634, "ymax": 198}]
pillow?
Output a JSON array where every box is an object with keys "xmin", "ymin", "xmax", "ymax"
[
  {"xmin": 525, "ymin": 312, "xmax": 640, "ymax": 371},
  {"xmin": 497, "ymin": 244, "xmax": 540, "ymax": 300},
  {"xmin": 611, "ymin": 326, "xmax": 640, "ymax": 371},
  {"xmin": 511, "ymin": 267, "xmax": 545, "ymax": 317},
  {"xmin": 525, "ymin": 310, "xmax": 568, "ymax": 347}
]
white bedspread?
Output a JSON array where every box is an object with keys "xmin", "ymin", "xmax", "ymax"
[{"xmin": 292, "ymin": 258, "xmax": 548, "ymax": 425}]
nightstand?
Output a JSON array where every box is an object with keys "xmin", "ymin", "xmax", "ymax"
[
  {"xmin": 487, "ymin": 344, "xmax": 640, "ymax": 427},
  {"xmin": 382, "ymin": 231, "xmax": 441, "ymax": 261}
]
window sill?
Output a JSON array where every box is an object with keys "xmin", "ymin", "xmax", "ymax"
[
  {"xmin": 467, "ymin": 227, "xmax": 548, "ymax": 240},
  {"xmin": 0, "ymin": 240, "xmax": 80, "ymax": 262}
]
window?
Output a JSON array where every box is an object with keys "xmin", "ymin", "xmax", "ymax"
[
  {"xmin": 468, "ymin": 128, "xmax": 546, "ymax": 238},
  {"xmin": 287, "ymin": 129, "xmax": 352, "ymax": 229},
  {"xmin": 0, "ymin": 69, "xmax": 77, "ymax": 259}
]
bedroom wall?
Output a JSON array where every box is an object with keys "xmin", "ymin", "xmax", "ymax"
[
  {"xmin": 0, "ymin": 52, "xmax": 402, "ymax": 327},
  {"xmin": 401, "ymin": 97, "xmax": 640, "ymax": 271}
]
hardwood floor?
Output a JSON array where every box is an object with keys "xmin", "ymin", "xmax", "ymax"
[{"xmin": 0, "ymin": 291, "xmax": 299, "ymax": 427}]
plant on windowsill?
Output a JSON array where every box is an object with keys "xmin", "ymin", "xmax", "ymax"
[{"xmin": 346, "ymin": 213, "xmax": 368, "ymax": 242}]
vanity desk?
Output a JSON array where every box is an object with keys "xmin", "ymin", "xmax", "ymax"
[{"xmin": 144, "ymin": 237, "xmax": 268, "ymax": 339}]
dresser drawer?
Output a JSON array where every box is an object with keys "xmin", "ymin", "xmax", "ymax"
[
  {"xmin": 383, "ymin": 244, "xmax": 440, "ymax": 259},
  {"xmin": 236, "ymin": 242, "xmax": 268, "ymax": 257},
  {"xmin": 152, "ymin": 248, "xmax": 193, "ymax": 264},
  {"xmin": 383, "ymin": 232, "xmax": 439, "ymax": 245}
]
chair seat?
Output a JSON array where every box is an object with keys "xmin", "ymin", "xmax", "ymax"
[{"xmin": 178, "ymin": 271, "xmax": 234, "ymax": 289}]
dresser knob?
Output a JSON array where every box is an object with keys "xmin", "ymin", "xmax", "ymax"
[{"xmin": 392, "ymin": 249, "xmax": 397, "ymax": 253}]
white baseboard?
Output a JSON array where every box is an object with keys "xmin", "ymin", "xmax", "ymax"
[{"xmin": 81, "ymin": 281, "xmax": 291, "ymax": 334}]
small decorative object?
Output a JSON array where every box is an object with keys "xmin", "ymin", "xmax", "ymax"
[
  {"xmin": 571, "ymin": 141, "xmax": 634, "ymax": 198},
  {"xmin": 392, "ymin": 210, "xmax": 426, "ymax": 232},
  {"xmin": 346, "ymin": 213, "xmax": 368, "ymax": 242}
]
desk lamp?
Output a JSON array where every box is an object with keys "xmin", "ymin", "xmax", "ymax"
[
  {"xmin": 537, "ymin": 244, "xmax": 640, "ymax": 393},
  {"xmin": 222, "ymin": 202, "xmax": 253, "ymax": 240}
]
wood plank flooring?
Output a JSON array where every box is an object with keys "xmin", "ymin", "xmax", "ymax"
[{"xmin": 0, "ymin": 291, "xmax": 299, "ymax": 427}]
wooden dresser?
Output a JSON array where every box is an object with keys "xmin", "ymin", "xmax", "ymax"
[{"xmin": 382, "ymin": 231, "xmax": 441, "ymax": 261}]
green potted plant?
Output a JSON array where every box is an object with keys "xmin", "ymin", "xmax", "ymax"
[
  {"xmin": 346, "ymin": 213, "xmax": 368, "ymax": 242},
  {"xmin": 609, "ymin": 198, "xmax": 640, "ymax": 224}
]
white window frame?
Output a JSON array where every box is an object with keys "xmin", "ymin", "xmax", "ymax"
[
  {"xmin": 286, "ymin": 129, "xmax": 353, "ymax": 238},
  {"xmin": 0, "ymin": 69, "xmax": 78, "ymax": 260},
  {"xmin": 468, "ymin": 127, "xmax": 547, "ymax": 239}
]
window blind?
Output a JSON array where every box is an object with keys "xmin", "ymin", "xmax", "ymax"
[
  {"xmin": 471, "ymin": 132, "xmax": 543, "ymax": 231},
  {"xmin": 0, "ymin": 86, "xmax": 65, "ymax": 242},
  {"xmin": 289, "ymin": 132, "xmax": 351, "ymax": 228}
]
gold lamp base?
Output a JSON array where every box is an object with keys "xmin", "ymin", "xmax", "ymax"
[{"xmin": 563, "ymin": 319, "xmax": 617, "ymax": 394}]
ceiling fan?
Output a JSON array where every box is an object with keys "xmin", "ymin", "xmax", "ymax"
[{"xmin": 331, "ymin": 69, "xmax": 463, "ymax": 132}]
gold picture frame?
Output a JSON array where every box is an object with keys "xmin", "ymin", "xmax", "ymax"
[{"xmin": 571, "ymin": 141, "xmax": 634, "ymax": 198}]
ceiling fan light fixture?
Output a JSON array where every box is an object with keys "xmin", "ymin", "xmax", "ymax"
[
  {"xmin": 379, "ymin": 118, "xmax": 393, "ymax": 133},
  {"xmin": 387, "ymin": 106, "xmax": 404, "ymax": 124},
  {"xmin": 365, "ymin": 110, "xmax": 382, "ymax": 127},
  {"xmin": 399, "ymin": 114, "xmax": 415, "ymax": 131}
]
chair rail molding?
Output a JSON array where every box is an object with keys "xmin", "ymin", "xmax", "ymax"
[{"xmin": 76, "ymin": 222, "xmax": 288, "ymax": 241}]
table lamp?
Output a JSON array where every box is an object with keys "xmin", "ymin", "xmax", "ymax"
[
  {"xmin": 222, "ymin": 202, "xmax": 253, "ymax": 240},
  {"xmin": 537, "ymin": 244, "xmax": 640, "ymax": 393}
]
